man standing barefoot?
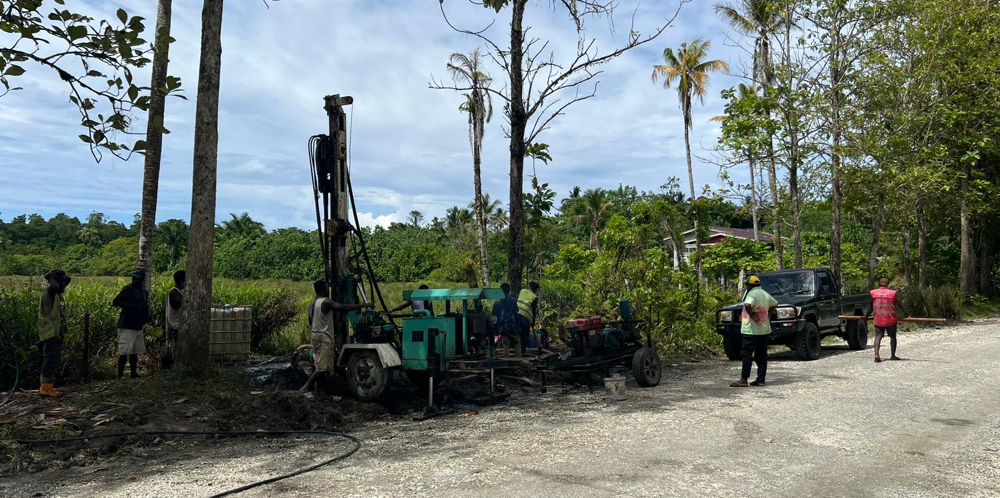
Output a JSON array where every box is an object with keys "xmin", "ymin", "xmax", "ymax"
[
  {"xmin": 867, "ymin": 278, "xmax": 904, "ymax": 363},
  {"xmin": 299, "ymin": 281, "xmax": 373, "ymax": 400}
]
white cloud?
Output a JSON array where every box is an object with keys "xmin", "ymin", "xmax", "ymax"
[{"xmin": 0, "ymin": 0, "xmax": 753, "ymax": 229}]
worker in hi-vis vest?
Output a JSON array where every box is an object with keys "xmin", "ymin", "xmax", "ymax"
[
  {"xmin": 866, "ymin": 277, "xmax": 905, "ymax": 363},
  {"xmin": 516, "ymin": 282, "xmax": 540, "ymax": 353},
  {"xmin": 38, "ymin": 269, "xmax": 71, "ymax": 397}
]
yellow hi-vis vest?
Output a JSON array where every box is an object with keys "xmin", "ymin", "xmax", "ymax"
[
  {"xmin": 517, "ymin": 289, "xmax": 537, "ymax": 324},
  {"xmin": 38, "ymin": 293, "xmax": 66, "ymax": 341}
]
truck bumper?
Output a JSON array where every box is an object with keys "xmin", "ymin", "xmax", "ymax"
[{"xmin": 716, "ymin": 319, "xmax": 804, "ymax": 338}]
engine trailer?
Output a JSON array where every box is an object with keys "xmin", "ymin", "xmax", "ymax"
[{"xmin": 535, "ymin": 301, "xmax": 662, "ymax": 391}]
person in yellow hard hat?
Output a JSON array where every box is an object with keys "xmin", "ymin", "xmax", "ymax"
[{"xmin": 731, "ymin": 275, "xmax": 778, "ymax": 388}]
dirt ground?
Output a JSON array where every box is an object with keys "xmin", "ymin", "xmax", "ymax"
[{"xmin": 4, "ymin": 319, "xmax": 1000, "ymax": 497}]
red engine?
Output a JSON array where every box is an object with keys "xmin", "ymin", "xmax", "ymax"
[{"xmin": 565, "ymin": 316, "xmax": 603, "ymax": 332}]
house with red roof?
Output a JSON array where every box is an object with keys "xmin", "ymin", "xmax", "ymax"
[{"xmin": 664, "ymin": 226, "xmax": 777, "ymax": 268}]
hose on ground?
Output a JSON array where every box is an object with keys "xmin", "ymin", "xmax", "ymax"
[{"xmin": 17, "ymin": 429, "xmax": 362, "ymax": 498}]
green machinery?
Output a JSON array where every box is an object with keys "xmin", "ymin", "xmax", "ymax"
[{"xmin": 307, "ymin": 94, "xmax": 517, "ymax": 407}]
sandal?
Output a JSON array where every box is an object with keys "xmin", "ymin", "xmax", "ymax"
[
  {"xmin": 729, "ymin": 381, "xmax": 749, "ymax": 388},
  {"xmin": 750, "ymin": 380, "xmax": 765, "ymax": 386}
]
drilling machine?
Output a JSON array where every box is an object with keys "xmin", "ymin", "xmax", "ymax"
[{"xmin": 309, "ymin": 95, "xmax": 517, "ymax": 415}]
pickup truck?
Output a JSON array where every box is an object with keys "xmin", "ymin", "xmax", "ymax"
[{"xmin": 715, "ymin": 267, "xmax": 872, "ymax": 361}]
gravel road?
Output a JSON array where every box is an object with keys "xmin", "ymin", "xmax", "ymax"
[{"xmin": 6, "ymin": 319, "xmax": 1000, "ymax": 498}]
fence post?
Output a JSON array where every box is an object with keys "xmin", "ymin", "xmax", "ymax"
[{"xmin": 83, "ymin": 313, "xmax": 90, "ymax": 384}]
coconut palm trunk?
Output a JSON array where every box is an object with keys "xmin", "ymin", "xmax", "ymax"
[
  {"xmin": 682, "ymin": 94, "xmax": 703, "ymax": 283},
  {"xmin": 179, "ymin": 0, "xmax": 224, "ymax": 370},
  {"xmin": 136, "ymin": 0, "xmax": 173, "ymax": 291}
]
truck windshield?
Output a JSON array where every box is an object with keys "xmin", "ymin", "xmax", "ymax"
[{"xmin": 760, "ymin": 271, "xmax": 815, "ymax": 296}]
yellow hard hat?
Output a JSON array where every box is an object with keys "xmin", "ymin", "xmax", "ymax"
[{"xmin": 747, "ymin": 275, "xmax": 761, "ymax": 285}]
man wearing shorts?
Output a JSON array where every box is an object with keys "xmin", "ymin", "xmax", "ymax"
[
  {"xmin": 113, "ymin": 269, "xmax": 150, "ymax": 379},
  {"xmin": 867, "ymin": 278, "xmax": 905, "ymax": 363},
  {"xmin": 299, "ymin": 280, "xmax": 373, "ymax": 400}
]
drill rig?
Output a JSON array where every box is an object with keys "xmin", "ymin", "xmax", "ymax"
[{"xmin": 308, "ymin": 95, "xmax": 516, "ymax": 411}]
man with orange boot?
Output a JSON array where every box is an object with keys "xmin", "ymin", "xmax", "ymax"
[
  {"xmin": 866, "ymin": 277, "xmax": 905, "ymax": 363},
  {"xmin": 38, "ymin": 269, "xmax": 71, "ymax": 397}
]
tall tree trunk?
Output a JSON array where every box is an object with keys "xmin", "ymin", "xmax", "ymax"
[
  {"xmin": 684, "ymin": 96, "xmax": 702, "ymax": 313},
  {"xmin": 749, "ymin": 156, "xmax": 760, "ymax": 241},
  {"xmin": 903, "ymin": 218, "xmax": 912, "ymax": 287},
  {"xmin": 179, "ymin": 0, "xmax": 224, "ymax": 370},
  {"xmin": 829, "ymin": 89, "xmax": 843, "ymax": 283},
  {"xmin": 959, "ymin": 161, "xmax": 976, "ymax": 294},
  {"xmin": 917, "ymin": 203, "xmax": 927, "ymax": 288},
  {"xmin": 978, "ymin": 227, "xmax": 991, "ymax": 294},
  {"xmin": 789, "ymin": 158, "xmax": 802, "ymax": 268},
  {"xmin": 506, "ymin": 0, "xmax": 527, "ymax": 294},
  {"xmin": 136, "ymin": 0, "xmax": 173, "ymax": 291},
  {"xmin": 867, "ymin": 190, "xmax": 886, "ymax": 289},
  {"xmin": 766, "ymin": 136, "xmax": 783, "ymax": 269},
  {"xmin": 472, "ymin": 120, "xmax": 490, "ymax": 288}
]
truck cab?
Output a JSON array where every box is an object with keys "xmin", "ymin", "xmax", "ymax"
[{"xmin": 716, "ymin": 268, "xmax": 872, "ymax": 360}]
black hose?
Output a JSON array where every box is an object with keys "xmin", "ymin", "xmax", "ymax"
[{"xmin": 17, "ymin": 430, "xmax": 361, "ymax": 498}]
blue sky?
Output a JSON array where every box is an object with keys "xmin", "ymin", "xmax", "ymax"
[{"xmin": 0, "ymin": 0, "xmax": 753, "ymax": 230}]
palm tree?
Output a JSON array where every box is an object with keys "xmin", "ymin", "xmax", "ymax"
[
  {"xmin": 469, "ymin": 193, "xmax": 503, "ymax": 232},
  {"xmin": 156, "ymin": 219, "xmax": 188, "ymax": 267},
  {"xmin": 715, "ymin": 0, "xmax": 785, "ymax": 268},
  {"xmin": 652, "ymin": 38, "xmax": 729, "ymax": 284},
  {"xmin": 445, "ymin": 206, "xmax": 474, "ymax": 233},
  {"xmin": 79, "ymin": 226, "xmax": 98, "ymax": 259},
  {"xmin": 217, "ymin": 212, "xmax": 265, "ymax": 242},
  {"xmin": 448, "ymin": 49, "xmax": 494, "ymax": 287},
  {"xmin": 579, "ymin": 188, "xmax": 611, "ymax": 252},
  {"xmin": 408, "ymin": 210, "xmax": 424, "ymax": 228},
  {"xmin": 136, "ymin": 0, "xmax": 175, "ymax": 291}
]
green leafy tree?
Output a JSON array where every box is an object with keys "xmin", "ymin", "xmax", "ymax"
[
  {"xmin": 436, "ymin": 0, "xmax": 680, "ymax": 293},
  {"xmin": 1, "ymin": 1, "xmax": 183, "ymax": 160},
  {"xmin": 216, "ymin": 212, "xmax": 265, "ymax": 242}
]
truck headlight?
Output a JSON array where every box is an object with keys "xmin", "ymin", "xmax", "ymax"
[
  {"xmin": 775, "ymin": 307, "xmax": 798, "ymax": 319},
  {"xmin": 719, "ymin": 311, "xmax": 733, "ymax": 323}
]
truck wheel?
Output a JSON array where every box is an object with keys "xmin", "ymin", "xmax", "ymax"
[
  {"xmin": 632, "ymin": 347, "xmax": 662, "ymax": 387},
  {"xmin": 347, "ymin": 351, "xmax": 389, "ymax": 400},
  {"xmin": 405, "ymin": 370, "xmax": 443, "ymax": 394},
  {"xmin": 795, "ymin": 322, "xmax": 822, "ymax": 361},
  {"xmin": 722, "ymin": 335, "xmax": 742, "ymax": 361},
  {"xmin": 846, "ymin": 319, "xmax": 868, "ymax": 350}
]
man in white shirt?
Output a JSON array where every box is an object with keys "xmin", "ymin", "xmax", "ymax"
[{"xmin": 299, "ymin": 280, "xmax": 373, "ymax": 400}]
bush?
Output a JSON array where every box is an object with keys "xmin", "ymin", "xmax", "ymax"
[{"xmin": 0, "ymin": 277, "xmax": 300, "ymax": 389}]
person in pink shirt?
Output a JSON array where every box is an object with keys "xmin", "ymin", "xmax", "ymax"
[{"xmin": 866, "ymin": 278, "xmax": 906, "ymax": 363}]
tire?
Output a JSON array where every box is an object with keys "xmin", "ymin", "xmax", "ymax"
[
  {"xmin": 722, "ymin": 335, "xmax": 742, "ymax": 361},
  {"xmin": 347, "ymin": 351, "xmax": 389, "ymax": 401},
  {"xmin": 845, "ymin": 319, "xmax": 868, "ymax": 350},
  {"xmin": 632, "ymin": 347, "xmax": 662, "ymax": 387},
  {"xmin": 405, "ymin": 370, "xmax": 443, "ymax": 393},
  {"xmin": 795, "ymin": 322, "xmax": 822, "ymax": 361}
]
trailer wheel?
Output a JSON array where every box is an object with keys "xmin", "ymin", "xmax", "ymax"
[
  {"xmin": 632, "ymin": 347, "xmax": 662, "ymax": 387},
  {"xmin": 722, "ymin": 335, "xmax": 742, "ymax": 361},
  {"xmin": 845, "ymin": 319, "xmax": 868, "ymax": 350},
  {"xmin": 795, "ymin": 322, "xmax": 822, "ymax": 360},
  {"xmin": 347, "ymin": 351, "xmax": 389, "ymax": 401}
]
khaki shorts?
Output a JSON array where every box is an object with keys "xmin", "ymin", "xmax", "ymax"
[
  {"xmin": 311, "ymin": 337, "xmax": 336, "ymax": 372},
  {"xmin": 117, "ymin": 328, "xmax": 146, "ymax": 355}
]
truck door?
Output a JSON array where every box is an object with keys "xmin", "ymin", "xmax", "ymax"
[{"xmin": 816, "ymin": 270, "xmax": 840, "ymax": 329}]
